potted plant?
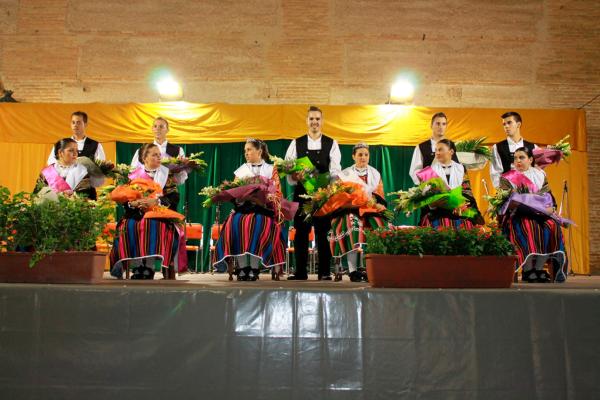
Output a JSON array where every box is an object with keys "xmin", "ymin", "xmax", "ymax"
[
  {"xmin": 364, "ymin": 226, "xmax": 516, "ymax": 288},
  {"xmin": 455, "ymin": 137, "xmax": 493, "ymax": 170},
  {"xmin": 0, "ymin": 186, "xmax": 113, "ymax": 284}
]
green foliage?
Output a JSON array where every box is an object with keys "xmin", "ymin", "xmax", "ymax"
[
  {"xmin": 0, "ymin": 186, "xmax": 114, "ymax": 267},
  {"xmin": 365, "ymin": 226, "xmax": 514, "ymax": 257},
  {"xmin": 455, "ymin": 137, "xmax": 493, "ymax": 160}
]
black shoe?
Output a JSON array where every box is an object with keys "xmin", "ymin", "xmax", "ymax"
[
  {"xmin": 287, "ymin": 274, "xmax": 308, "ymax": 280},
  {"xmin": 523, "ymin": 270, "xmax": 538, "ymax": 283},
  {"xmin": 318, "ymin": 275, "xmax": 332, "ymax": 281},
  {"xmin": 537, "ymin": 271, "xmax": 551, "ymax": 283},
  {"xmin": 349, "ymin": 271, "xmax": 362, "ymax": 282}
]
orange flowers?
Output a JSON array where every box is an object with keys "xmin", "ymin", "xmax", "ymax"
[{"xmin": 110, "ymin": 178, "xmax": 163, "ymax": 204}]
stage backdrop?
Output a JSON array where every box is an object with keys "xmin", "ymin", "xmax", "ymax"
[{"xmin": 0, "ymin": 103, "xmax": 589, "ymax": 274}]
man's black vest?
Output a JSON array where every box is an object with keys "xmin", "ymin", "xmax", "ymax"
[
  {"xmin": 496, "ymin": 139, "xmax": 535, "ymax": 173},
  {"xmin": 418, "ymin": 140, "xmax": 459, "ymax": 167},
  {"xmin": 79, "ymin": 138, "xmax": 99, "ymax": 158},
  {"xmin": 293, "ymin": 134, "xmax": 333, "ymax": 200},
  {"xmin": 165, "ymin": 143, "xmax": 180, "ymax": 158},
  {"xmin": 296, "ymin": 134, "xmax": 333, "ymax": 174}
]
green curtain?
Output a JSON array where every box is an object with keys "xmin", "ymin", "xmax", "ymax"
[{"xmin": 116, "ymin": 140, "xmax": 418, "ymax": 272}]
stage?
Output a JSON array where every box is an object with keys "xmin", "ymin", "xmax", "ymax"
[{"xmin": 1, "ymin": 274, "xmax": 600, "ymax": 399}]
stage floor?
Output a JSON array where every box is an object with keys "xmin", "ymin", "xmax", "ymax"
[
  {"xmin": 99, "ymin": 271, "xmax": 600, "ymax": 290},
  {"xmin": 2, "ymin": 273, "xmax": 600, "ymax": 399}
]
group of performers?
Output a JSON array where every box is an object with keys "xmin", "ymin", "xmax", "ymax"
[{"xmin": 34, "ymin": 107, "xmax": 569, "ymax": 283}]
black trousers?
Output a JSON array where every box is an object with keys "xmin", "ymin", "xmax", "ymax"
[{"xmin": 293, "ymin": 212, "xmax": 332, "ymax": 278}]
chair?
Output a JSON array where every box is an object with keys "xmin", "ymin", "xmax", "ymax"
[
  {"xmin": 285, "ymin": 227, "xmax": 296, "ymax": 274},
  {"xmin": 308, "ymin": 227, "xmax": 316, "ymax": 274},
  {"xmin": 208, "ymin": 223, "xmax": 223, "ymax": 274},
  {"xmin": 185, "ymin": 223, "xmax": 203, "ymax": 273}
]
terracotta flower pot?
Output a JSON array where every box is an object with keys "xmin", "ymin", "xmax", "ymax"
[
  {"xmin": 0, "ymin": 251, "xmax": 107, "ymax": 284},
  {"xmin": 366, "ymin": 254, "xmax": 516, "ymax": 288}
]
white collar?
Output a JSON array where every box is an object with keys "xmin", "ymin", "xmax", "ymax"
[
  {"xmin": 507, "ymin": 136, "xmax": 523, "ymax": 146},
  {"xmin": 72, "ymin": 136, "xmax": 86, "ymax": 144},
  {"xmin": 307, "ymin": 134, "xmax": 322, "ymax": 144},
  {"xmin": 431, "ymin": 160, "xmax": 464, "ymax": 189}
]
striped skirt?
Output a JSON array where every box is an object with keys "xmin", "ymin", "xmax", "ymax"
[
  {"xmin": 329, "ymin": 212, "xmax": 387, "ymax": 257},
  {"xmin": 420, "ymin": 213, "xmax": 476, "ymax": 230},
  {"xmin": 502, "ymin": 214, "xmax": 566, "ymax": 271},
  {"xmin": 110, "ymin": 218, "xmax": 179, "ymax": 276},
  {"xmin": 214, "ymin": 212, "xmax": 287, "ymax": 268}
]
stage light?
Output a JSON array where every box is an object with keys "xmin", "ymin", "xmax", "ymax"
[
  {"xmin": 389, "ymin": 79, "xmax": 415, "ymax": 104},
  {"xmin": 156, "ymin": 75, "xmax": 183, "ymax": 101}
]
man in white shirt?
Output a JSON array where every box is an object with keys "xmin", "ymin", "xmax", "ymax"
[
  {"xmin": 285, "ymin": 106, "xmax": 342, "ymax": 280},
  {"xmin": 490, "ymin": 111, "xmax": 537, "ymax": 187},
  {"xmin": 46, "ymin": 111, "xmax": 106, "ymax": 165},
  {"xmin": 408, "ymin": 112, "xmax": 460, "ymax": 185},
  {"xmin": 130, "ymin": 117, "xmax": 185, "ymax": 168}
]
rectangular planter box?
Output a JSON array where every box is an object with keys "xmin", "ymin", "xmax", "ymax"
[
  {"xmin": 366, "ymin": 254, "xmax": 516, "ymax": 288},
  {"xmin": 0, "ymin": 251, "xmax": 107, "ymax": 284}
]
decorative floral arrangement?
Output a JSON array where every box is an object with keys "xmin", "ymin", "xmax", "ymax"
[
  {"xmin": 365, "ymin": 225, "xmax": 514, "ymax": 257},
  {"xmin": 199, "ymin": 176, "xmax": 265, "ymax": 208},
  {"xmin": 143, "ymin": 205, "xmax": 185, "ymax": 221},
  {"xmin": 75, "ymin": 157, "xmax": 132, "ymax": 185},
  {"xmin": 484, "ymin": 188, "xmax": 512, "ymax": 218},
  {"xmin": 109, "ymin": 178, "xmax": 163, "ymax": 204},
  {"xmin": 199, "ymin": 176, "xmax": 298, "ymax": 222},
  {"xmin": 269, "ymin": 155, "xmax": 329, "ymax": 193},
  {"xmin": 455, "ymin": 137, "xmax": 493, "ymax": 160},
  {"xmin": 299, "ymin": 181, "xmax": 394, "ymax": 221},
  {"xmin": 486, "ymin": 184, "xmax": 573, "ymax": 227},
  {"xmin": 533, "ymin": 135, "xmax": 572, "ymax": 168},
  {"xmin": 0, "ymin": 186, "xmax": 114, "ymax": 267},
  {"xmin": 390, "ymin": 177, "xmax": 475, "ymax": 218},
  {"xmin": 161, "ymin": 152, "xmax": 207, "ymax": 174}
]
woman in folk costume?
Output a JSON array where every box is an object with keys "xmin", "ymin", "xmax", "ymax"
[
  {"xmin": 499, "ymin": 147, "xmax": 567, "ymax": 283},
  {"xmin": 416, "ymin": 139, "xmax": 484, "ymax": 229},
  {"xmin": 328, "ymin": 143, "xmax": 388, "ymax": 282},
  {"xmin": 34, "ymin": 138, "xmax": 97, "ymax": 198},
  {"xmin": 110, "ymin": 144, "xmax": 181, "ymax": 280},
  {"xmin": 214, "ymin": 139, "xmax": 288, "ymax": 281}
]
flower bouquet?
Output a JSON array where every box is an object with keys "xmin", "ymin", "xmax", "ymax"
[
  {"xmin": 161, "ymin": 152, "xmax": 207, "ymax": 174},
  {"xmin": 143, "ymin": 205, "xmax": 185, "ymax": 222},
  {"xmin": 109, "ymin": 178, "xmax": 163, "ymax": 204},
  {"xmin": 300, "ymin": 181, "xmax": 393, "ymax": 221},
  {"xmin": 199, "ymin": 176, "xmax": 298, "ymax": 222},
  {"xmin": 487, "ymin": 184, "xmax": 573, "ymax": 227},
  {"xmin": 533, "ymin": 135, "xmax": 572, "ymax": 169},
  {"xmin": 455, "ymin": 137, "xmax": 492, "ymax": 171},
  {"xmin": 390, "ymin": 177, "xmax": 477, "ymax": 218},
  {"xmin": 270, "ymin": 155, "xmax": 329, "ymax": 193}
]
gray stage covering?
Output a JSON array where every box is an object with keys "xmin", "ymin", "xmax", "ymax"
[{"xmin": 1, "ymin": 284, "xmax": 600, "ymax": 400}]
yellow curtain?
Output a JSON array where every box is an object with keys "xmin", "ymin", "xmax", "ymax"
[
  {"xmin": 0, "ymin": 102, "xmax": 586, "ymax": 149},
  {"xmin": 0, "ymin": 103, "xmax": 589, "ymax": 274}
]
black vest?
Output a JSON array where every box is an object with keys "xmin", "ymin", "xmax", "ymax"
[
  {"xmin": 79, "ymin": 138, "xmax": 99, "ymax": 158},
  {"xmin": 165, "ymin": 143, "xmax": 181, "ymax": 158},
  {"xmin": 418, "ymin": 140, "xmax": 459, "ymax": 168},
  {"xmin": 293, "ymin": 134, "xmax": 334, "ymax": 200},
  {"xmin": 296, "ymin": 134, "xmax": 333, "ymax": 174},
  {"xmin": 496, "ymin": 139, "xmax": 535, "ymax": 173}
]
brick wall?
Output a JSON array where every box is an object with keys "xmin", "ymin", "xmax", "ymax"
[{"xmin": 1, "ymin": 0, "xmax": 599, "ymax": 270}]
